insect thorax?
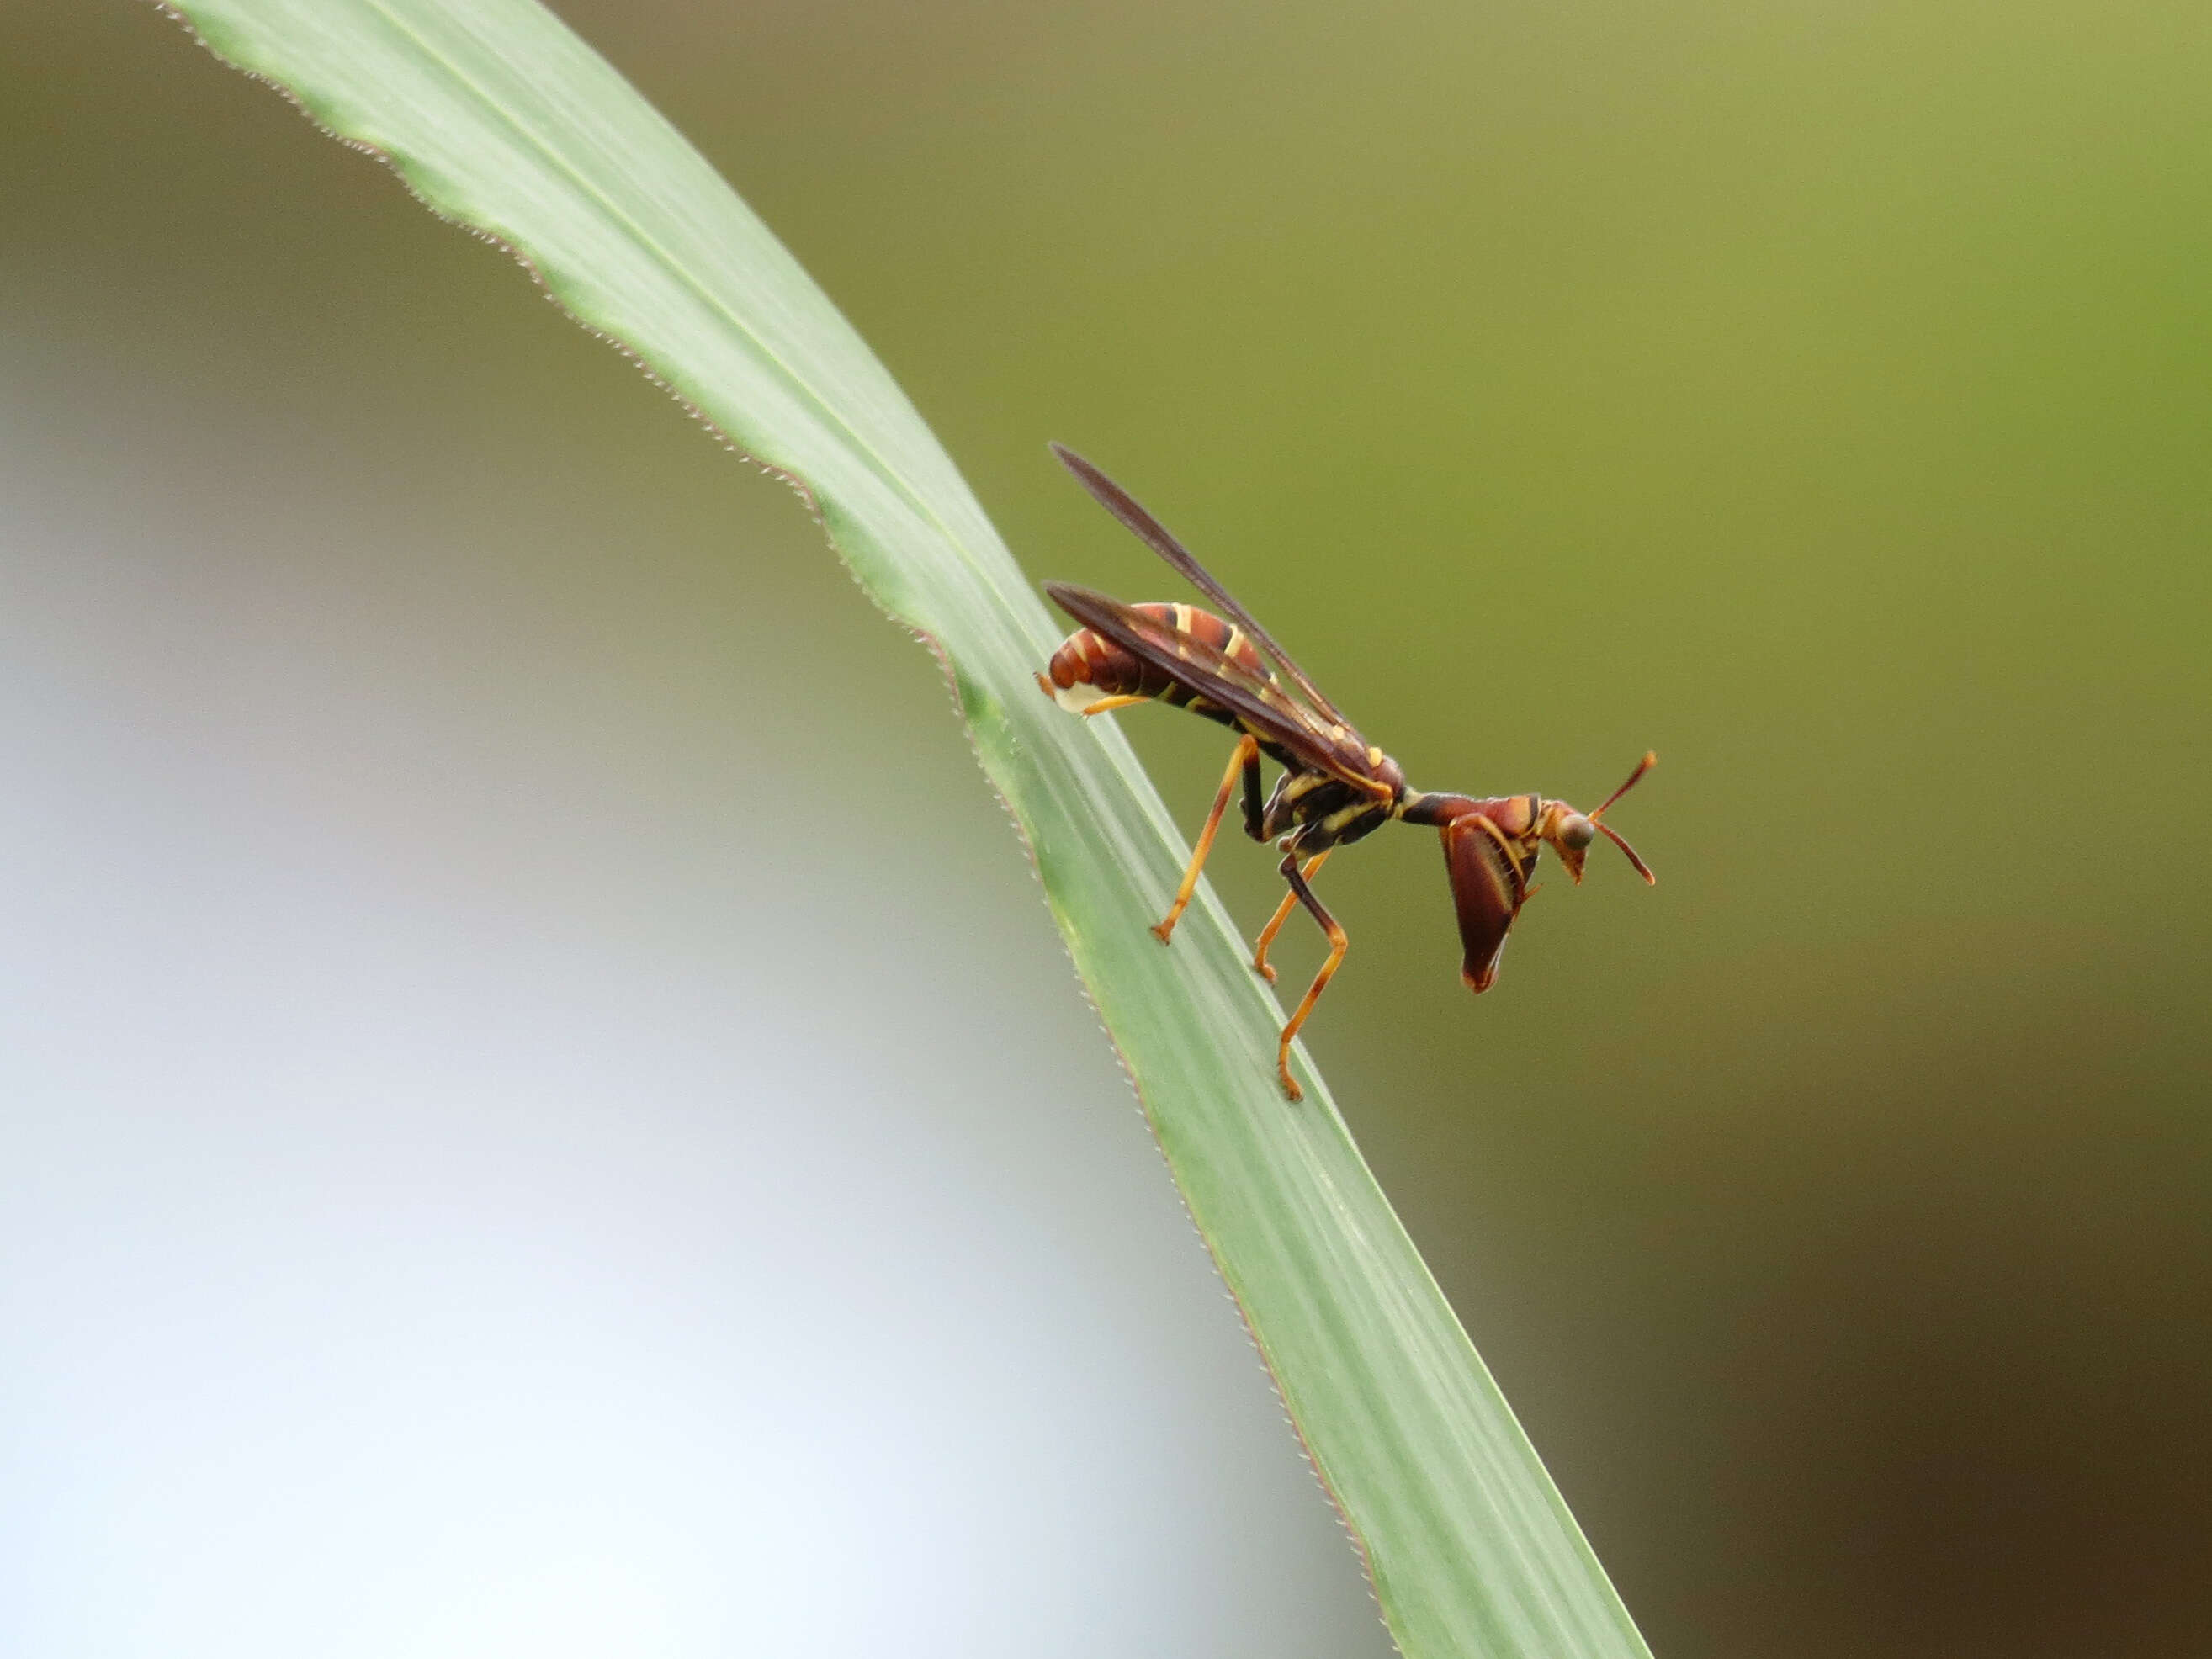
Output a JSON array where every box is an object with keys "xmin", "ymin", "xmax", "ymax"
[{"xmin": 1265, "ymin": 770, "xmax": 1393, "ymax": 850}]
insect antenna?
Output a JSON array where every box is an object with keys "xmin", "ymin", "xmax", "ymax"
[{"xmin": 1590, "ymin": 751, "xmax": 1658, "ymax": 883}]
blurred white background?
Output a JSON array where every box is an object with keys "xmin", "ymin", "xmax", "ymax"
[{"xmin": 0, "ymin": 36, "xmax": 1390, "ymax": 1649}]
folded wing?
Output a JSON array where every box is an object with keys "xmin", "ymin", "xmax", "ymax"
[{"xmin": 1045, "ymin": 581, "xmax": 1389, "ymax": 796}]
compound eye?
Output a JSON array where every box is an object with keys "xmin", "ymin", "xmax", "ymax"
[{"xmin": 1557, "ymin": 814, "xmax": 1596, "ymax": 851}]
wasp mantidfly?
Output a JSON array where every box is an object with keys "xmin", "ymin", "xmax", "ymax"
[{"xmin": 1036, "ymin": 443, "xmax": 1656, "ymax": 1101}]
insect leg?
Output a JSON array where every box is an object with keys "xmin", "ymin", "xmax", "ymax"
[
  {"xmin": 1239, "ymin": 747, "xmax": 1268, "ymax": 840},
  {"xmin": 1272, "ymin": 850, "xmax": 1349, "ymax": 1103},
  {"xmin": 1249, "ymin": 851, "xmax": 1331, "ymax": 983},
  {"xmin": 1153, "ymin": 734, "xmax": 1261, "ymax": 946}
]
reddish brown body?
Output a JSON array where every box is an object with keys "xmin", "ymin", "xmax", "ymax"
[
  {"xmin": 1043, "ymin": 602, "xmax": 1277, "ymax": 735},
  {"xmin": 1036, "ymin": 443, "xmax": 1656, "ymax": 1100}
]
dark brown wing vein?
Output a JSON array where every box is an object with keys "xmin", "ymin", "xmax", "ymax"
[
  {"xmin": 1049, "ymin": 443, "xmax": 1357, "ymax": 730},
  {"xmin": 1044, "ymin": 582, "xmax": 1386, "ymax": 792}
]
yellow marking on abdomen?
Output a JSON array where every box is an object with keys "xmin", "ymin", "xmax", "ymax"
[{"xmin": 1052, "ymin": 679, "xmax": 1106, "ymax": 713}]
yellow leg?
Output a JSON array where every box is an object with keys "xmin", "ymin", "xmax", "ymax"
[
  {"xmin": 1271, "ymin": 854, "xmax": 1348, "ymax": 1103},
  {"xmin": 1249, "ymin": 851, "xmax": 1330, "ymax": 983},
  {"xmin": 1154, "ymin": 734, "xmax": 1260, "ymax": 945}
]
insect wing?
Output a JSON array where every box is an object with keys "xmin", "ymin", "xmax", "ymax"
[
  {"xmin": 1043, "ymin": 583, "xmax": 1383, "ymax": 791},
  {"xmin": 1050, "ymin": 444, "xmax": 1358, "ymax": 730}
]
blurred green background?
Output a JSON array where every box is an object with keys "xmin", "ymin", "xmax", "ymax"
[{"xmin": 6, "ymin": 2, "xmax": 2209, "ymax": 1655}]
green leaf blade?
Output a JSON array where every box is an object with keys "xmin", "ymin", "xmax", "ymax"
[{"xmin": 151, "ymin": 3, "xmax": 1653, "ymax": 1654}]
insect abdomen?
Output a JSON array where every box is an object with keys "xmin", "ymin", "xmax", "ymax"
[{"xmin": 1043, "ymin": 603, "xmax": 1270, "ymax": 716}]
